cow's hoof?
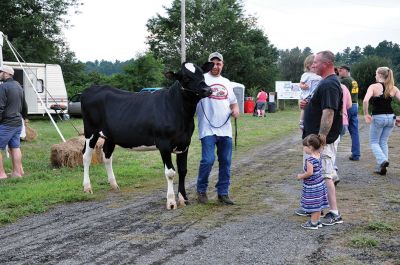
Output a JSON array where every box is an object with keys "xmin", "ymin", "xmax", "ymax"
[
  {"xmin": 83, "ymin": 186, "xmax": 93, "ymax": 194},
  {"xmin": 110, "ymin": 181, "xmax": 120, "ymax": 191},
  {"xmin": 166, "ymin": 200, "xmax": 177, "ymax": 210},
  {"xmin": 177, "ymin": 193, "xmax": 186, "ymax": 208}
]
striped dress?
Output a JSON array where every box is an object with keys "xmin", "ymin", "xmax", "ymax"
[{"xmin": 300, "ymin": 156, "xmax": 329, "ymax": 213}]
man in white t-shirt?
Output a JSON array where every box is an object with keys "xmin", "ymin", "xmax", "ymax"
[{"xmin": 196, "ymin": 52, "xmax": 240, "ymax": 205}]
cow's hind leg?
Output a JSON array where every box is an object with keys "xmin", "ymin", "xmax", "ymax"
[
  {"xmin": 160, "ymin": 150, "xmax": 177, "ymax": 209},
  {"xmin": 176, "ymin": 151, "xmax": 189, "ymax": 207},
  {"xmin": 82, "ymin": 133, "xmax": 99, "ymax": 193},
  {"xmin": 103, "ymin": 140, "xmax": 119, "ymax": 191}
]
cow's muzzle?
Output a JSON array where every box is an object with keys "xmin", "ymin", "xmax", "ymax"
[{"xmin": 201, "ymin": 86, "xmax": 212, "ymax": 97}]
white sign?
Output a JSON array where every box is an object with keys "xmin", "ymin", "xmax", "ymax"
[{"xmin": 275, "ymin": 81, "xmax": 301, "ymax": 100}]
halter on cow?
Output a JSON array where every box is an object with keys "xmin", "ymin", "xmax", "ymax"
[{"xmin": 81, "ymin": 62, "xmax": 214, "ymax": 209}]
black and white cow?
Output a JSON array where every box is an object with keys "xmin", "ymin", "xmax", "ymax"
[{"xmin": 81, "ymin": 62, "xmax": 214, "ymax": 209}]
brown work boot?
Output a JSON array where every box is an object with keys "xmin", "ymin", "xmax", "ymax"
[
  {"xmin": 218, "ymin": 195, "xmax": 235, "ymax": 205},
  {"xmin": 197, "ymin": 192, "xmax": 208, "ymax": 204}
]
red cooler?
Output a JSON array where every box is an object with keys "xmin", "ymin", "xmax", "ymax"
[{"xmin": 244, "ymin": 97, "xmax": 255, "ymax": 113}]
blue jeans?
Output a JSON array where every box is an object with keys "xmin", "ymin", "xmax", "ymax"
[
  {"xmin": 197, "ymin": 135, "xmax": 232, "ymax": 195},
  {"xmin": 348, "ymin": 103, "xmax": 361, "ymax": 158},
  {"xmin": 369, "ymin": 114, "xmax": 395, "ymax": 169}
]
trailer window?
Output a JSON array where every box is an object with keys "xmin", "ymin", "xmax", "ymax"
[{"xmin": 36, "ymin": 79, "xmax": 44, "ymax": 93}]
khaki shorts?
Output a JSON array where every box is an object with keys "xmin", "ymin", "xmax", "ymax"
[{"xmin": 321, "ymin": 138, "xmax": 339, "ymax": 179}]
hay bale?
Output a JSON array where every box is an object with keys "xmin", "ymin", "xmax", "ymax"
[
  {"xmin": 50, "ymin": 136, "xmax": 104, "ymax": 168},
  {"xmin": 24, "ymin": 123, "xmax": 38, "ymax": 142}
]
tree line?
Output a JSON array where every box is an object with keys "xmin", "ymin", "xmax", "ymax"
[{"xmin": 1, "ymin": 0, "xmax": 399, "ymax": 111}]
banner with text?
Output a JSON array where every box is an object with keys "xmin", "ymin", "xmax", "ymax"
[{"xmin": 275, "ymin": 81, "xmax": 301, "ymax": 100}]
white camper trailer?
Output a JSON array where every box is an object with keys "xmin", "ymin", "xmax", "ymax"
[{"xmin": 3, "ymin": 61, "xmax": 68, "ymax": 115}]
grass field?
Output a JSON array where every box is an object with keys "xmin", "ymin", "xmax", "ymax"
[{"xmin": 0, "ymin": 109, "xmax": 300, "ymax": 224}]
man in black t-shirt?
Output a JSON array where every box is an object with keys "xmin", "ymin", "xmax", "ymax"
[{"xmin": 301, "ymin": 51, "xmax": 344, "ymax": 226}]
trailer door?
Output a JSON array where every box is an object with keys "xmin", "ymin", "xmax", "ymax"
[{"xmin": 23, "ymin": 69, "xmax": 42, "ymax": 114}]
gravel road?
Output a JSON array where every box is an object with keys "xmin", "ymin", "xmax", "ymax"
[{"xmin": 0, "ymin": 119, "xmax": 399, "ymax": 265}]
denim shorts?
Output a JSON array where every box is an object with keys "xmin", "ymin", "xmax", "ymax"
[{"xmin": 0, "ymin": 124, "xmax": 22, "ymax": 149}]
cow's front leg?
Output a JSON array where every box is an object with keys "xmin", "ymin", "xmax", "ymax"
[
  {"xmin": 176, "ymin": 150, "xmax": 189, "ymax": 207},
  {"xmin": 160, "ymin": 151, "xmax": 177, "ymax": 209}
]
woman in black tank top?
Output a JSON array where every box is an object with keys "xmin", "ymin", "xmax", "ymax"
[{"xmin": 362, "ymin": 67, "xmax": 400, "ymax": 175}]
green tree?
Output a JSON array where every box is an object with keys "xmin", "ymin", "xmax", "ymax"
[
  {"xmin": 0, "ymin": 0, "xmax": 81, "ymax": 63},
  {"xmin": 146, "ymin": 0, "xmax": 279, "ymax": 93},
  {"xmin": 110, "ymin": 53, "xmax": 165, "ymax": 92},
  {"xmin": 1, "ymin": 0, "xmax": 83, "ymax": 92},
  {"xmin": 363, "ymin": 45, "xmax": 375, "ymax": 57},
  {"xmin": 349, "ymin": 46, "xmax": 363, "ymax": 64},
  {"xmin": 278, "ymin": 47, "xmax": 312, "ymax": 82},
  {"xmin": 351, "ymin": 56, "xmax": 392, "ymax": 100}
]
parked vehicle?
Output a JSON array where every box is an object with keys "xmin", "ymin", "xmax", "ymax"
[
  {"xmin": 68, "ymin": 93, "xmax": 82, "ymax": 117},
  {"xmin": 140, "ymin": 87, "xmax": 162, "ymax": 93},
  {"xmin": 3, "ymin": 61, "xmax": 68, "ymax": 115}
]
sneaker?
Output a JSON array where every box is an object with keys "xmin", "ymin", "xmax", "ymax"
[
  {"xmin": 349, "ymin": 155, "xmax": 360, "ymax": 161},
  {"xmin": 197, "ymin": 192, "xmax": 208, "ymax": 204},
  {"xmin": 379, "ymin": 161, "xmax": 389, "ymax": 175},
  {"xmin": 321, "ymin": 212, "xmax": 343, "ymax": 226},
  {"xmin": 218, "ymin": 195, "xmax": 234, "ymax": 205},
  {"xmin": 301, "ymin": 220, "xmax": 320, "ymax": 230},
  {"xmin": 295, "ymin": 208, "xmax": 311, "ymax": 216}
]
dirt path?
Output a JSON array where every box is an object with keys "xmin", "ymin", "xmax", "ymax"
[{"xmin": 0, "ymin": 119, "xmax": 399, "ymax": 265}]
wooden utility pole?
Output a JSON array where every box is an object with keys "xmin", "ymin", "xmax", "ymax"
[
  {"xmin": 181, "ymin": 0, "xmax": 186, "ymax": 63},
  {"xmin": 0, "ymin": 31, "xmax": 4, "ymax": 67}
]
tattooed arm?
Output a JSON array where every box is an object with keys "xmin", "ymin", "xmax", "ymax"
[{"xmin": 318, "ymin": 108, "xmax": 334, "ymax": 146}]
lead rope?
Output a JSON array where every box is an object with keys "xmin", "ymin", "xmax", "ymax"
[
  {"xmin": 200, "ymin": 101, "xmax": 237, "ymax": 151},
  {"xmin": 200, "ymin": 101, "xmax": 230, "ymax": 128},
  {"xmin": 234, "ymin": 117, "xmax": 237, "ymax": 151}
]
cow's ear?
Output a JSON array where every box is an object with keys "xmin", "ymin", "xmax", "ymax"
[
  {"xmin": 201, "ymin": 62, "xmax": 214, "ymax": 73},
  {"xmin": 164, "ymin": 71, "xmax": 176, "ymax": 80}
]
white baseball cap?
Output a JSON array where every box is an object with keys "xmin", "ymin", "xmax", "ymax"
[
  {"xmin": 208, "ymin": 52, "xmax": 223, "ymax": 62},
  {"xmin": 0, "ymin": 65, "xmax": 14, "ymax": 75}
]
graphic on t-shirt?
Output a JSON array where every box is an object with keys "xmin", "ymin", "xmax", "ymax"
[
  {"xmin": 209, "ymin": 83, "xmax": 228, "ymax": 100},
  {"xmin": 351, "ymin": 80, "xmax": 359, "ymax": 94}
]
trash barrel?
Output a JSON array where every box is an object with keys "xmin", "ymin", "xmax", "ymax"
[
  {"xmin": 267, "ymin": 102, "xmax": 276, "ymax": 113},
  {"xmin": 244, "ymin": 97, "xmax": 255, "ymax": 113}
]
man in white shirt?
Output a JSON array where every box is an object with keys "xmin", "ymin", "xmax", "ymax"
[{"xmin": 196, "ymin": 52, "xmax": 240, "ymax": 205}]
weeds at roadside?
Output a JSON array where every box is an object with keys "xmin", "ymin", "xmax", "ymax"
[
  {"xmin": 367, "ymin": 221, "xmax": 394, "ymax": 232},
  {"xmin": 349, "ymin": 234, "xmax": 379, "ymax": 248}
]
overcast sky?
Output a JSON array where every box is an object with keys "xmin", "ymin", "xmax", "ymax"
[{"xmin": 64, "ymin": 0, "xmax": 400, "ymax": 62}]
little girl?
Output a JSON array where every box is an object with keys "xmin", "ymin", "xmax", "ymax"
[
  {"xmin": 299, "ymin": 55, "xmax": 322, "ymax": 129},
  {"xmin": 297, "ymin": 134, "xmax": 329, "ymax": 229}
]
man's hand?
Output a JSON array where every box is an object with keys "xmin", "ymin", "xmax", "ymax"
[
  {"xmin": 299, "ymin": 99, "xmax": 308, "ymax": 109},
  {"xmin": 230, "ymin": 103, "xmax": 240, "ymax": 118},
  {"xmin": 318, "ymin": 134, "xmax": 327, "ymax": 146}
]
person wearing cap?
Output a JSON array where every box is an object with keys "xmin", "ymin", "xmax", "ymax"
[
  {"xmin": 196, "ymin": 52, "xmax": 239, "ymax": 205},
  {"xmin": 338, "ymin": 65, "xmax": 361, "ymax": 161},
  {"xmin": 0, "ymin": 65, "xmax": 27, "ymax": 179}
]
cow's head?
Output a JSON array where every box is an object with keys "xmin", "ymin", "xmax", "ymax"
[{"xmin": 165, "ymin": 62, "xmax": 213, "ymax": 98}]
